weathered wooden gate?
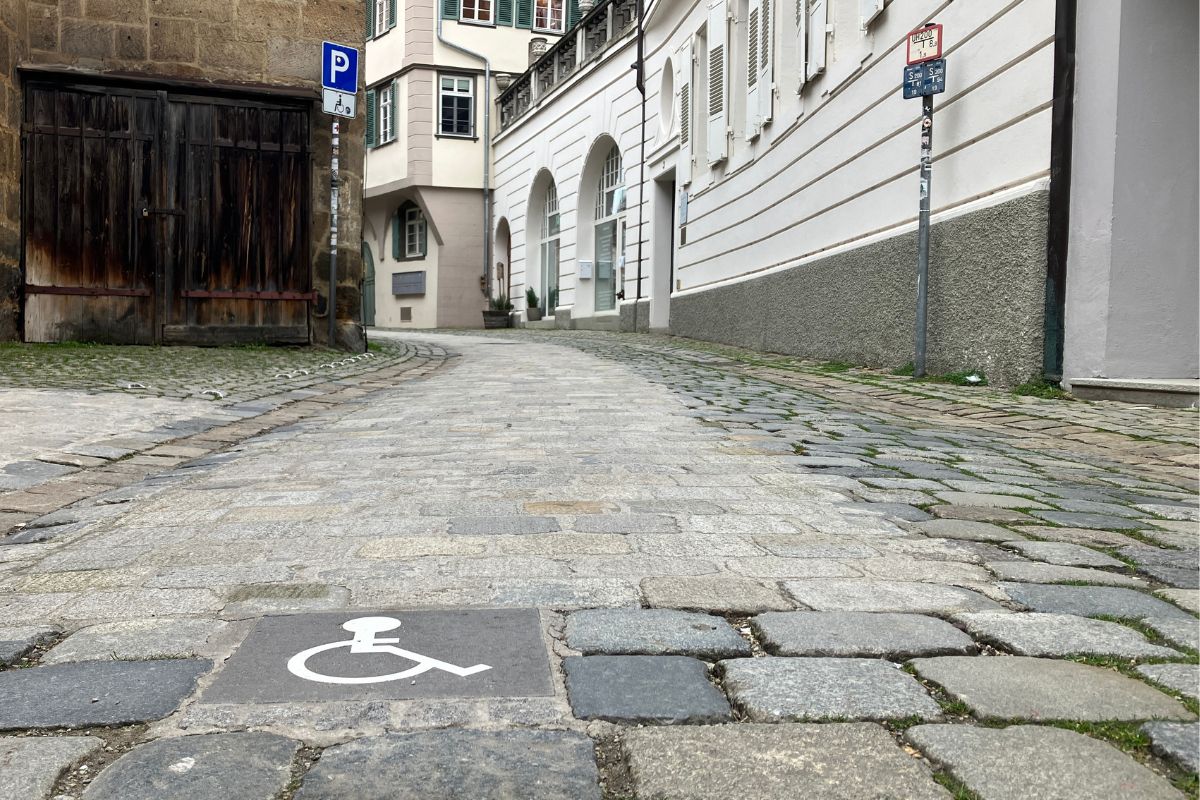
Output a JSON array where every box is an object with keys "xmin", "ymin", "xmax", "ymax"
[{"xmin": 22, "ymin": 78, "xmax": 313, "ymax": 345}]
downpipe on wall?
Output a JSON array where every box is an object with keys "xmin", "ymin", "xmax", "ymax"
[{"xmin": 436, "ymin": 16, "xmax": 493, "ymax": 301}]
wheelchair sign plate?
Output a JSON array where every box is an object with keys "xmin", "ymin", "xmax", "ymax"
[
  {"xmin": 200, "ymin": 608, "xmax": 553, "ymax": 704},
  {"xmin": 323, "ymin": 88, "xmax": 356, "ymax": 119}
]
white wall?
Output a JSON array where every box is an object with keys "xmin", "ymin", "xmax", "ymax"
[
  {"xmin": 363, "ymin": 198, "xmax": 442, "ymax": 328},
  {"xmin": 493, "ymin": 0, "xmax": 1056, "ymax": 321}
]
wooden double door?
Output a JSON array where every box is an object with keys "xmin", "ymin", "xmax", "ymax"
[{"xmin": 22, "ymin": 78, "xmax": 313, "ymax": 345}]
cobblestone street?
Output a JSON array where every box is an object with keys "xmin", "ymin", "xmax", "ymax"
[{"xmin": 0, "ymin": 331, "xmax": 1196, "ymax": 799}]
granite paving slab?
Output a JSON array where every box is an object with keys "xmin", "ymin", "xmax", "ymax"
[
  {"xmin": 1001, "ymin": 583, "xmax": 1195, "ymax": 620},
  {"xmin": 0, "ymin": 625, "xmax": 58, "ymax": 666},
  {"xmin": 624, "ymin": 723, "xmax": 950, "ymax": 800},
  {"xmin": 81, "ymin": 733, "xmax": 298, "ymax": 800},
  {"xmin": 1001, "ymin": 541, "xmax": 1125, "ymax": 568},
  {"xmin": 640, "ymin": 576, "xmax": 794, "ymax": 613},
  {"xmin": 1141, "ymin": 616, "xmax": 1200, "ymax": 652},
  {"xmin": 0, "ymin": 659, "xmax": 209, "ymax": 730},
  {"xmin": 986, "ymin": 561, "xmax": 1146, "ymax": 587},
  {"xmin": 1136, "ymin": 664, "xmax": 1199, "ymax": 701},
  {"xmin": 1143, "ymin": 722, "xmax": 1200, "ymax": 773},
  {"xmin": 563, "ymin": 655, "xmax": 731, "ymax": 723},
  {"xmin": 0, "ymin": 735, "xmax": 102, "ymax": 800},
  {"xmin": 909, "ymin": 520, "xmax": 1020, "ymax": 542},
  {"xmin": 930, "ymin": 506, "xmax": 1035, "ymax": 524},
  {"xmin": 783, "ymin": 579, "xmax": 1002, "ymax": 614},
  {"xmin": 294, "ymin": 731, "xmax": 600, "ymax": 800},
  {"xmin": 935, "ymin": 492, "xmax": 1050, "ymax": 510},
  {"xmin": 752, "ymin": 611, "xmax": 976, "ymax": 659},
  {"xmin": 907, "ymin": 724, "xmax": 1184, "ymax": 800},
  {"xmin": 1011, "ymin": 526, "xmax": 1142, "ymax": 547},
  {"xmin": 42, "ymin": 618, "xmax": 237, "ymax": 664},
  {"xmin": 1030, "ymin": 511, "xmax": 1151, "ymax": 530},
  {"xmin": 910, "ymin": 656, "xmax": 1195, "ymax": 721},
  {"xmin": 564, "ymin": 609, "xmax": 750, "ymax": 659},
  {"xmin": 719, "ymin": 657, "xmax": 942, "ymax": 722},
  {"xmin": 1156, "ymin": 589, "xmax": 1199, "ymax": 615},
  {"xmin": 954, "ymin": 612, "xmax": 1180, "ymax": 659}
]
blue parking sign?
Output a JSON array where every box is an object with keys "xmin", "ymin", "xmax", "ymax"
[{"xmin": 322, "ymin": 42, "xmax": 359, "ymax": 94}]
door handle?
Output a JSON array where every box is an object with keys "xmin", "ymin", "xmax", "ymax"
[{"xmin": 141, "ymin": 207, "xmax": 185, "ymax": 218}]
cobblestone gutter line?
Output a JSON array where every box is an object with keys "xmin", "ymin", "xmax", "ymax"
[{"xmin": 0, "ymin": 342, "xmax": 453, "ymax": 538}]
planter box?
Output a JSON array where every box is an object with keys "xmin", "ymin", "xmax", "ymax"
[
  {"xmin": 527, "ymin": 307, "xmax": 543, "ymax": 322},
  {"xmin": 482, "ymin": 311, "xmax": 512, "ymax": 329}
]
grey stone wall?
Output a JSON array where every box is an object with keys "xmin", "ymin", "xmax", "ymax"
[
  {"xmin": 619, "ymin": 300, "xmax": 650, "ymax": 333},
  {"xmin": 669, "ymin": 190, "xmax": 1050, "ymax": 386}
]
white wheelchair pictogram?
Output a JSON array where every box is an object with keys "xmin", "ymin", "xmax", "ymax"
[{"xmin": 287, "ymin": 616, "xmax": 492, "ymax": 685}]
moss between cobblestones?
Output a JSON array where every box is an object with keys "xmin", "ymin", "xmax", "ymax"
[{"xmin": 930, "ymin": 770, "xmax": 983, "ymax": 800}]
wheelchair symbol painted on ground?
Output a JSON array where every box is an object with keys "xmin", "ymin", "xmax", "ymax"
[{"xmin": 286, "ymin": 616, "xmax": 492, "ymax": 685}]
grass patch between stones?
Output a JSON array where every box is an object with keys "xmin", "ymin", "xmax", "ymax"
[{"xmin": 931, "ymin": 770, "xmax": 983, "ymax": 800}]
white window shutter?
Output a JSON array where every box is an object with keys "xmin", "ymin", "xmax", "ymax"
[
  {"xmin": 860, "ymin": 0, "xmax": 883, "ymax": 29},
  {"xmin": 676, "ymin": 39, "xmax": 693, "ymax": 186},
  {"xmin": 806, "ymin": 0, "xmax": 827, "ymax": 81},
  {"xmin": 745, "ymin": 0, "xmax": 761, "ymax": 136},
  {"xmin": 759, "ymin": 0, "xmax": 773, "ymax": 123},
  {"xmin": 794, "ymin": 0, "xmax": 807, "ymax": 95},
  {"xmin": 706, "ymin": 0, "xmax": 728, "ymax": 164}
]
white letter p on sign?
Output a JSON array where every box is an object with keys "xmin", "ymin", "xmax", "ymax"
[{"xmin": 331, "ymin": 51, "xmax": 350, "ymax": 81}]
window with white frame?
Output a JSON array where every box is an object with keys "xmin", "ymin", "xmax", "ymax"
[
  {"xmin": 378, "ymin": 81, "xmax": 395, "ymax": 143},
  {"xmin": 539, "ymin": 181, "xmax": 560, "ymax": 313},
  {"xmin": 534, "ymin": 0, "xmax": 565, "ymax": 32},
  {"xmin": 405, "ymin": 206, "xmax": 426, "ymax": 258},
  {"xmin": 593, "ymin": 145, "xmax": 624, "ymax": 313},
  {"xmin": 439, "ymin": 76, "xmax": 474, "ymax": 137},
  {"xmin": 461, "ymin": 0, "xmax": 493, "ymax": 23},
  {"xmin": 375, "ymin": 0, "xmax": 388, "ymax": 33}
]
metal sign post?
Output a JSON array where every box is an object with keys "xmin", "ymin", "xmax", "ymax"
[
  {"xmin": 903, "ymin": 24, "xmax": 945, "ymax": 378},
  {"xmin": 320, "ymin": 41, "xmax": 359, "ymax": 348}
]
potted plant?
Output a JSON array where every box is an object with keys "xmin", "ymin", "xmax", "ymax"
[
  {"xmin": 525, "ymin": 287, "xmax": 542, "ymax": 322},
  {"xmin": 482, "ymin": 294, "xmax": 513, "ymax": 329}
]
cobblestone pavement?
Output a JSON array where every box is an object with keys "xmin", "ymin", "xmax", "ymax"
[
  {"xmin": 0, "ymin": 330, "xmax": 1196, "ymax": 799},
  {"xmin": 0, "ymin": 340, "xmax": 425, "ymax": 516}
]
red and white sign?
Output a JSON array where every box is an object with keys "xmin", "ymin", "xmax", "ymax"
[{"xmin": 906, "ymin": 23, "xmax": 943, "ymax": 65}]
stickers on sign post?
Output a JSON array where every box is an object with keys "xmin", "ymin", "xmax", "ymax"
[{"xmin": 906, "ymin": 23, "xmax": 943, "ymax": 65}]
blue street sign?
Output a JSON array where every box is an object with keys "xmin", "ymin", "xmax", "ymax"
[
  {"xmin": 322, "ymin": 42, "xmax": 359, "ymax": 94},
  {"xmin": 903, "ymin": 58, "xmax": 946, "ymax": 99}
]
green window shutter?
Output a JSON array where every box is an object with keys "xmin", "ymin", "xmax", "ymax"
[
  {"xmin": 392, "ymin": 210, "xmax": 402, "ymax": 260},
  {"xmin": 366, "ymin": 0, "xmax": 375, "ymax": 37},
  {"xmin": 389, "ymin": 0, "xmax": 398, "ymax": 27},
  {"xmin": 389, "ymin": 81, "xmax": 398, "ymax": 141},
  {"xmin": 497, "ymin": 0, "xmax": 513, "ymax": 26},
  {"xmin": 515, "ymin": 0, "xmax": 532, "ymax": 28},
  {"xmin": 442, "ymin": 0, "xmax": 459, "ymax": 20},
  {"xmin": 365, "ymin": 88, "xmax": 377, "ymax": 148},
  {"xmin": 567, "ymin": 0, "xmax": 580, "ymax": 28}
]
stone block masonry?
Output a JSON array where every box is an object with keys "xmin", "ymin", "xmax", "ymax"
[{"xmin": 0, "ymin": 0, "xmax": 367, "ymax": 348}]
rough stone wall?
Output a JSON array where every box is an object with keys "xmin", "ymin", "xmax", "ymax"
[
  {"xmin": 6, "ymin": 0, "xmax": 366, "ymax": 349},
  {"xmin": 670, "ymin": 191, "xmax": 1050, "ymax": 387},
  {"xmin": 0, "ymin": 0, "xmax": 28, "ymax": 341}
]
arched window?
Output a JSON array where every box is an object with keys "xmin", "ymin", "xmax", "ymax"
[
  {"xmin": 539, "ymin": 181, "xmax": 560, "ymax": 313},
  {"xmin": 593, "ymin": 145, "xmax": 625, "ymax": 312}
]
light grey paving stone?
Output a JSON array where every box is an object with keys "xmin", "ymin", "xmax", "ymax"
[
  {"xmin": 1012, "ymin": 526, "xmax": 1142, "ymax": 548},
  {"xmin": 986, "ymin": 561, "xmax": 1146, "ymax": 587},
  {"xmin": 1137, "ymin": 664, "xmax": 1200, "ymax": 701},
  {"xmin": 572, "ymin": 514, "xmax": 678, "ymax": 534},
  {"xmin": 719, "ymin": 657, "xmax": 942, "ymax": 722},
  {"xmin": 0, "ymin": 735, "xmax": 102, "ymax": 800},
  {"xmin": 563, "ymin": 655, "xmax": 731, "ymax": 724},
  {"xmin": 753, "ymin": 611, "xmax": 975, "ymax": 659},
  {"xmin": 624, "ymin": 723, "xmax": 950, "ymax": 800},
  {"xmin": 837, "ymin": 502, "xmax": 932, "ymax": 522},
  {"xmin": 42, "ymin": 618, "xmax": 236, "ymax": 664},
  {"xmin": 1143, "ymin": 722, "xmax": 1200, "ymax": 773},
  {"xmin": 935, "ymin": 492, "xmax": 1049, "ymax": 510},
  {"xmin": 1137, "ymin": 504, "xmax": 1200, "ymax": 521},
  {"xmin": 1001, "ymin": 583, "xmax": 1195, "ymax": 620},
  {"xmin": 81, "ymin": 733, "xmax": 298, "ymax": 800},
  {"xmin": 448, "ymin": 516, "xmax": 560, "ymax": 535},
  {"xmin": 784, "ymin": 579, "xmax": 1002, "ymax": 614},
  {"xmin": 564, "ymin": 609, "xmax": 750, "ymax": 659},
  {"xmin": 910, "ymin": 520, "xmax": 1019, "ymax": 543},
  {"xmin": 910, "ymin": 656, "xmax": 1195, "ymax": 721},
  {"xmin": 0, "ymin": 625, "xmax": 58, "ymax": 666},
  {"xmin": 1142, "ymin": 617, "xmax": 1200, "ymax": 652},
  {"xmin": 1157, "ymin": 589, "xmax": 1199, "ymax": 615},
  {"xmin": 907, "ymin": 724, "xmax": 1185, "ymax": 800},
  {"xmin": 0, "ymin": 659, "xmax": 209, "ymax": 730},
  {"xmin": 1031, "ymin": 511, "xmax": 1151, "ymax": 530},
  {"xmin": 954, "ymin": 612, "xmax": 1180, "ymax": 659},
  {"xmin": 640, "ymin": 576, "xmax": 794, "ymax": 613},
  {"xmin": 295, "ymin": 730, "xmax": 600, "ymax": 800},
  {"xmin": 1002, "ymin": 541, "xmax": 1125, "ymax": 568}
]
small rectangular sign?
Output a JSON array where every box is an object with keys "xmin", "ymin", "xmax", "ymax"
[
  {"xmin": 322, "ymin": 41, "xmax": 359, "ymax": 93},
  {"xmin": 906, "ymin": 23, "xmax": 943, "ymax": 65},
  {"xmin": 903, "ymin": 59, "xmax": 946, "ymax": 99},
  {"xmin": 322, "ymin": 88, "xmax": 357, "ymax": 118}
]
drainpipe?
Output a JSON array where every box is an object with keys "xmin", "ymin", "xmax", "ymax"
[{"xmin": 437, "ymin": 15, "xmax": 493, "ymax": 301}]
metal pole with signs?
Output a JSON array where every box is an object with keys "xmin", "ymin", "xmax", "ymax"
[
  {"xmin": 321, "ymin": 41, "xmax": 359, "ymax": 348},
  {"xmin": 903, "ymin": 24, "xmax": 945, "ymax": 378}
]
